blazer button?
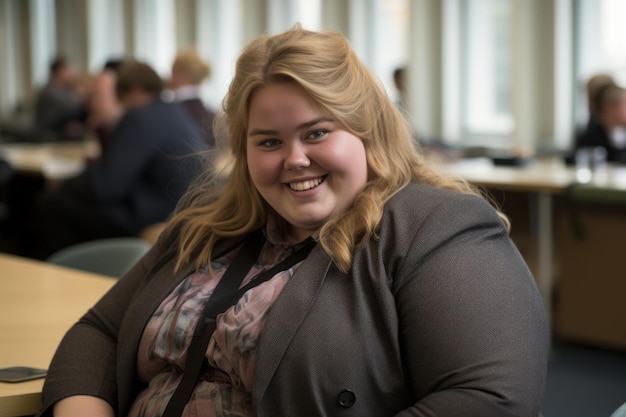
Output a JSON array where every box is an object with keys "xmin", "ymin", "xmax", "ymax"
[{"xmin": 338, "ymin": 389, "xmax": 356, "ymax": 408}]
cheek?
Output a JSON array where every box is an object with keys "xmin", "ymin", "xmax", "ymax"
[
  {"xmin": 351, "ymin": 154, "xmax": 369, "ymax": 188},
  {"xmin": 323, "ymin": 138, "xmax": 368, "ymax": 183},
  {"xmin": 247, "ymin": 150, "xmax": 279, "ymax": 187}
]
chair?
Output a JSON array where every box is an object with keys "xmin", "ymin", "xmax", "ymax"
[
  {"xmin": 611, "ymin": 402, "xmax": 626, "ymax": 417},
  {"xmin": 46, "ymin": 237, "xmax": 152, "ymax": 278},
  {"xmin": 0, "ymin": 158, "xmax": 12, "ymax": 221},
  {"xmin": 0, "ymin": 158, "xmax": 12, "ymax": 182}
]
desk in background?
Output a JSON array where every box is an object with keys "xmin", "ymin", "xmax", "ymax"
[
  {"xmin": 0, "ymin": 139, "xmax": 99, "ymax": 251},
  {"xmin": 555, "ymin": 170, "xmax": 626, "ymax": 351},
  {"xmin": 0, "ymin": 253, "xmax": 114, "ymax": 417},
  {"xmin": 0, "ymin": 138, "xmax": 99, "ymax": 181}
]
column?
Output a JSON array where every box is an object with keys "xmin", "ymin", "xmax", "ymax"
[
  {"xmin": 408, "ymin": 0, "xmax": 443, "ymax": 140},
  {"xmin": 195, "ymin": 0, "xmax": 244, "ymax": 110},
  {"xmin": 0, "ymin": 0, "xmax": 21, "ymax": 115},
  {"xmin": 29, "ymin": 0, "xmax": 57, "ymax": 87},
  {"xmin": 55, "ymin": 0, "xmax": 88, "ymax": 71},
  {"xmin": 321, "ymin": 0, "xmax": 349, "ymax": 34},
  {"xmin": 131, "ymin": 0, "xmax": 176, "ymax": 76},
  {"xmin": 440, "ymin": 0, "xmax": 461, "ymax": 143},
  {"xmin": 552, "ymin": 0, "xmax": 574, "ymax": 150},
  {"xmin": 85, "ymin": 0, "xmax": 125, "ymax": 72}
]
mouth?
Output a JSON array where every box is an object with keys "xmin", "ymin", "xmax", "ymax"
[{"xmin": 287, "ymin": 175, "xmax": 327, "ymax": 191}]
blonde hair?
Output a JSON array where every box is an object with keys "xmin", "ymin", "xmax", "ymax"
[
  {"xmin": 168, "ymin": 26, "xmax": 500, "ymax": 273},
  {"xmin": 172, "ymin": 49, "xmax": 211, "ymax": 85}
]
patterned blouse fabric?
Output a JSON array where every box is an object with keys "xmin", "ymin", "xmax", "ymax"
[{"xmin": 128, "ymin": 221, "xmax": 307, "ymax": 417}]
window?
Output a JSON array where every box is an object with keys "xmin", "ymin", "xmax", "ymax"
[
  {"xmin": 373, "ymin": 0, "xmax": 409, "ymax": 103},
  {"xmin": 599, "ymin": 0, "xmax": 626, "ymax": 79},
  {"xmin": 460, "ymin": 0, "xmax": 513, "ymax": 141},
  {"xmin": 575, "ymin": 0, "xmax": 626, "ymax": 125}
]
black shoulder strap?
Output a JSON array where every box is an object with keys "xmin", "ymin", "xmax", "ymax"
[
  {"xmin": 162, "ymin": 231, "xmax": 315, "ymax": 416},
  {"xmin": 162, "ymin": 229, "xmax": 263, "ymax": 417},
  {"xmin": 235, "ymin": 237, "xmax": 315, "ymax": 299}
]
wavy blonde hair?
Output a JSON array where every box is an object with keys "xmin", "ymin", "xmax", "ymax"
[
  {"xmin": 168, "ymin": 26, "xmax": 501, "ymax": 273},
  {"xmin": 172, "ymin": 49, "xmax": 211, "ymax": 85}
]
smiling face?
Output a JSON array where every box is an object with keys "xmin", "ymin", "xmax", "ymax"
[{"xmin": 247, "ymin": 82, "xmax": 368, "ymax": 242}]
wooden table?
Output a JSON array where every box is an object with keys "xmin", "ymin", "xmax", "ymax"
[
  {"xmin": 0, "ymin": 138, "xmax": 99, "ymax": 180},
  {"xmin": 0, "ymin": 253, "xmax": 115, "ymax": 417},
  {"xmin": 434, "ymin": 157, "xmax": 576, "ymax": 193}
]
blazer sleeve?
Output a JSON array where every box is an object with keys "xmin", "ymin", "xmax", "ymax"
[
  {"xmin": 37, "ymin": 234, "xmax": 172, "ymax": 416},
  {"xmin": 393, "ymin": 193, "xmax": 548, "ymax": 416}
]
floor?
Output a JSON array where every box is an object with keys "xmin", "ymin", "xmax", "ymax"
[{"xmin": 543, "ymin": 341, "xmax": 626, "ymax": 417}]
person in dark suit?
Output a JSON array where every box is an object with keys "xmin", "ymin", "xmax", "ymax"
[
  {"xmin": 575, "ymin": 82, "xmax": 626, "ymax": 163},
  {"xmin": 85, "ymin": 58, "xmax": 126, "ymax": 153},
  {"xmin": 585, "ymin": 73, "xmax": 616, "ymax": 124},
  {"xmin": 39, "ymin": 28, "xmax": 546, "ymax": 417},
  {"xmin": 25, "ymin": 61, "xmax": 206, "ymax": 259},
  {"xmin": 33, "ymin": 56, "xmax": 87, "ymax": 141},
  {"xmin": 169, "ymin": 48, "xmax": 216, "ymax": 146}
]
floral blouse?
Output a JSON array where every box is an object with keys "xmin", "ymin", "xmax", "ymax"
[{"xmin": 128, "ymin": 223, "xmax": 307, "ymax": 417}]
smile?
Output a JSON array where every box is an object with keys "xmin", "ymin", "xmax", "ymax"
[{"xmin": 288, "ymin": 176, "xmax": 326, "ymax": 191}]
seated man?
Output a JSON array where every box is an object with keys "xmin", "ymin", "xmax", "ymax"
[
  {"xmin": 85, "ymin": 58, "xmax": 126, "ymax": 153},
  {"xmin": 33, "ymin": 56, "xmax": 87, "ymax": 141},
  {"xmin": 25, "ymin": 61, "xmax": 207, "ymax": 259}
]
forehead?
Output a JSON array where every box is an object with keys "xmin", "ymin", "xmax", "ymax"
[
  {"xmin": 251, "ymin": 82, "xmax": 310, "ymax": 105},
  {"xmin": 248, "ymin": 82, "xmax": 327, "ymax": 123}
]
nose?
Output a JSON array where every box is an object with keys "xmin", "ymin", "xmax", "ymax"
[{"xmin": 284, "ymin": 142, "xmax": 310, "ymax": 170}]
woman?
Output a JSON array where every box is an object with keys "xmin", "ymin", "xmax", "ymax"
[
  {"xmin": 575, "ymin": 82, "xmax": 626, "ymax": 164},
  {"xmin": 40, "ymin": 27, "xmax": 547, "ymax": 417}
]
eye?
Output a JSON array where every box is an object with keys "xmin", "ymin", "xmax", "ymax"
[
  {"xmin": 307, "ymin": 130, "xmax": 328, "ymax": 140},
  {"xmin": 259, "ymin": 138, "xmax": 281, "ymax": 148}
]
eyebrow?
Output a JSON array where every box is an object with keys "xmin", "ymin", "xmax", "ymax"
[{"xmin": 248, "ymin": 117, "xmax": 333, "ymax": 136}]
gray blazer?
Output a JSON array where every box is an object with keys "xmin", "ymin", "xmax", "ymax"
[{"xmin": 40, "ymin": 183, "xmax": 548, "ymax": 416}]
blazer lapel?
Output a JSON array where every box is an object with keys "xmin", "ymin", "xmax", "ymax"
[{"xmin": 253, "ymin": 244, "xmax": 332, "ymax": 406}]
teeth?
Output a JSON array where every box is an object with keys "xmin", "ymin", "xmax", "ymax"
[{"xmin": 289, "ymin": 177, "xmax": 323, "ymax": 191}]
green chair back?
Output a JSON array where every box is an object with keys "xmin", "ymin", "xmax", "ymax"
[{"xmin": 46, "ymin": 237, "xmax": 151, "ymax": 278}]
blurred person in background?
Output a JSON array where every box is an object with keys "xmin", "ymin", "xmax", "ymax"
[
  {"xmin": 169, "ymin": 48, "xmax": 216, "ymax": 145},
  {"xmin": 86, "ymin": 58, "xmax": 126, "ymax": 153},
  {"xmin": 585, "ymin": 73, "xmax": 617, "ymax": 127},
  {"xmin": 575, "ymin": 81, "xmax": 626, "ymax": 163},
  {"xmin": 393, "ymin": 66, "xmax": 408, "ymax": 113},
  {"xmin": 23, "ymin": 60, "xmax": 207, "ymax": 259},
  {"xmin": 34, "ymin": 56, "xmax": 87, "ymax": 141}
]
